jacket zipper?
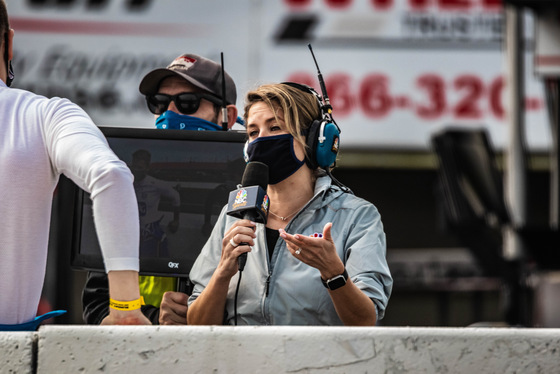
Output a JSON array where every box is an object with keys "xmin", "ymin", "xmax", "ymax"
[{"xmin": 265, "ymin": 270, "xmax": 272, "ymax": 296}]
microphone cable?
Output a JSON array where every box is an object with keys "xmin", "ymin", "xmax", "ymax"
[{"xmin": 234, "ymin": 267, "xmax": 243, "ymax": 325}]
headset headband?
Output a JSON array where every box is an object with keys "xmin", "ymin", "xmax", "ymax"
[
  {"xmin": 281, "ymin": 81, "xmax": 340, "ymax": 133},
  {"xmin": 282, "ymin": 82, "xmax": 322, "ymax": 117}
]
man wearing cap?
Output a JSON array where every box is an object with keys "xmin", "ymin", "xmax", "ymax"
[
  {"xmin": 82, "ymin": 53, "xmax": 239, "ymax": 325},
  {"xmin": 140, "ymin": 54, "xmax": 238, "ymax": 131}
]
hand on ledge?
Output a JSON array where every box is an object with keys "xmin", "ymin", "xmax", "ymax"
[{"xmin": 101, "ymin": 309, "xmax": 152, "ymax": 325}]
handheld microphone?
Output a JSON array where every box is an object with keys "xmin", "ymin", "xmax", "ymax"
[{"xmin": 226, "ymin": 161, "xmax": 269, "ymax": 271}]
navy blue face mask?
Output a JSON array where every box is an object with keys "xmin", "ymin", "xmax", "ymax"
[
  {"xmin": 245, "ymin": 134, "xmax": 305, "ymax": 184},
  {"xmin": 155, "ymin": 110, "xmax": 221, "ymax": 131}
]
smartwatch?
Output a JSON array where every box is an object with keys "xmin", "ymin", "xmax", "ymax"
[{"xmin": 321, "ymin": 268, "xmax": 348, "ymax": 290}]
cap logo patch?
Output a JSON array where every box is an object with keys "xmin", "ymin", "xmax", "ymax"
[{"xmin": 168, "ymin": 56, "xmax": 196, "ymax": 71}]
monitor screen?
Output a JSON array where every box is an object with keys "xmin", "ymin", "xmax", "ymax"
[{"xmin": 70, "ymin": 127, "xmax": 247, "ymax": 278}]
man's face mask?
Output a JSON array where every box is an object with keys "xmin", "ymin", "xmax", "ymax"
[
  {"xmin": 245, "ymin": 134, "xmax": 305, "ymax": 185},
  {"xmin": 155, "ymin": 110, "xmax": 221, "ymax": 131}
]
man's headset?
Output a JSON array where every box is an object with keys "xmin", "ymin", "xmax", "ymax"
[{"xmin": 243, "ymin": 82, "xmax": 341, "ymax": 170}]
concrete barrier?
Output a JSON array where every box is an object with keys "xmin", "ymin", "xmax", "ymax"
[
  {"xmin": 35, "ymin": 326, "xmax": 560, "ymax": 373},
  {"xmin": 0, "ymin": 332, "xmax": 36, "ymax": 374}
]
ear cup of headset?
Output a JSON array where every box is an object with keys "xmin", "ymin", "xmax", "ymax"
[
  {"xmin": 316, "ymin": 121, "xmax": 340, "ymax": 168},
  {"xmin": 305, "ymin": 119, "xmax": 340, "ymax": 169}
]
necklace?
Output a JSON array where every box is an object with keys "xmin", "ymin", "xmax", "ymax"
[{"xmin": 268, "ymin": 208, "xmax": 300, "ymax": 221}]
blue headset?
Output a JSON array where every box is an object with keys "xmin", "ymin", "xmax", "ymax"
[
  {"xmin": 282, "ymin": 82, "xmax": 340, "ymax": 169},
  {"xmin": 243, "ymin": 82, "xmax": 341, "ymax": 170}
]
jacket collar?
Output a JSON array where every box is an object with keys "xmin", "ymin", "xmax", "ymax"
[{"xmin": 311, "ymin": 175, "xmax": 344, "ymax": 207}]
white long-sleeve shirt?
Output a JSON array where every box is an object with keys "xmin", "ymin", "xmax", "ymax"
[{"xmin": 0, "ymin": 81, "xmax": 139, "ymax": 324}]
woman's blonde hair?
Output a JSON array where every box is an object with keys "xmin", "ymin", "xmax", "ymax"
[{"xmin": 243, "ymin": 83, "xmax": 321, "ymax": 159}]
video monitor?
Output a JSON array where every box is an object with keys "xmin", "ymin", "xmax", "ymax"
[{"xmin": 70, "ymin": 127, "xmax": 247, "ymax": 278}]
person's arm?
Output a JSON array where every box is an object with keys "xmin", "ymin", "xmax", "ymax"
[
  {"xmin": 46, "ymin": 100, "xmax": 150, "ymax": 325},
  {"xmin": 101, "ymin": 271, "xmax": 149, "ymax": 325},
  {"xmin": 315, "ymin": 254, "xmax": 378, "ymax": 326},
  {"xmin": 82, "ymin": 271, "xmax": 161, "ymax": 324},
  {"xmin": 279, "ymin": 222, "xmax": 379, "ymax": 326},
  {"xmin": 186, "ymin": 268, "xmax": 233, "ymax": 325},
  {"xmin": 187, "ymin": 219, "xmax": 256, "ymax": 325}
]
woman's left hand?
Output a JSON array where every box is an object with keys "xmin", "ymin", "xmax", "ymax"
[{"xmin": 279, "ymin": 222, "xmax": 345, "ymax": 279}]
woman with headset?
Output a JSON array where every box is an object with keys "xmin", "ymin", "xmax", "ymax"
[{"xmin": 187, "ymin": 83, "xmax": 392, "ymax": 326}]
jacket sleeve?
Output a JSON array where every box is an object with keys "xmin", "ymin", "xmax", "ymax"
[
  {"xmin": 46, "ymin": 99, "xmax": 139, "ymax": 272},
  {"xmin": 188, "ymin": 205, "xmax": 231, "ymax": 305},
  {"xmin": 344, "ymin": 201, "xmax": 393, "ymax": 320},
  {"xmin": 82, "ymin": 271, "xmax": 161, "ymax": 324}
]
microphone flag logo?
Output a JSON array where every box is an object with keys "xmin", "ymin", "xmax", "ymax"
[
  {"xmin": 261, "ymin": 194, "xmax": 269, "ymax": 213},
  {"xmin": 234, "ymin": 189, "xmax": 248, "ymax": 206}
]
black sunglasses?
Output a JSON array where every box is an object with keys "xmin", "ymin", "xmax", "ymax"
[{"xmin": 146, "ymin": 92, "xmax": 223, "ymax": 115}]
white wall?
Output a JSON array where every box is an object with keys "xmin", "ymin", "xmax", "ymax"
[
  {"xmin": 17, "ymin": 326, "xmax": 558, "ymax": 373},
  {"xmin": 0, "ymin": 331, "xmax": 35, "ymax": 374}
]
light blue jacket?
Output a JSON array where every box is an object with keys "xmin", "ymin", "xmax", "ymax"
[{"xmin": 188, "ymin": 175, "xmax": 392, "ymax": 325}]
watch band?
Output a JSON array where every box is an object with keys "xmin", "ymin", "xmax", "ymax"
[{"xmin": 321, "ymin": 268, "xmax": 348, "ymax": 290}]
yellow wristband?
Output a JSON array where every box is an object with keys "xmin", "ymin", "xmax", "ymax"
[{"xmin": 109, "ymin": 296, "xmax": 145, "ymax": 311}]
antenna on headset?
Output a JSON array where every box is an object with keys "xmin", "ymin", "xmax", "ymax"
[
  {"xmin": 307, "ymin": 44, "xmax": 351, "ymax": 194},
  {"xmin": 308, "ymin": 44, "xmax": 332, "ymax": 118},
  {"xmin": 221, "ymin": 52, "xmax": 228, "ymax": 131}
]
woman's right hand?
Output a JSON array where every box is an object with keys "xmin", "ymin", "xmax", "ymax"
[{"xmin": 216, "ymin": 219, "xmax": 257, "ymax": 278}]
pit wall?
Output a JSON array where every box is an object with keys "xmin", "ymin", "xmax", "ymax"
[{"xmin": 2, "ymin": 326, "xmax": 559, "ymax": 373}]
